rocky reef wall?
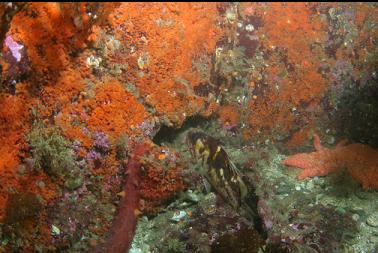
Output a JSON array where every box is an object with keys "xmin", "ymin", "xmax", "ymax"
[{"xmin": 0, "ymin": 2, "xmax": 377, "ymax": 252}]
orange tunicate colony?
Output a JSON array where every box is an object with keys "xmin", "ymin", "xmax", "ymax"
[
  {"xmin": 105, "ymin": 3, "xmax": 222, "ymax": 126},
  {"xmin": 231, "ymin": 3, "xmax": 377, "ymax": 147},
  {"xmin": 244, "ymin": 3, "xmax": 329, "ymax": 139},
  {"xmin": 138, "ymin": 143, "xmax": 185, "ymax": 214},
  {"xmin": 218, "ymin": 105, "xmax": 240, "ymax": 127},
  {"xmin": 86, "ymin": 80, "xmax": 150, "ymax": 139}
]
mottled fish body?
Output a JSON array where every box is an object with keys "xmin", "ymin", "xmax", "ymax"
[{"xmin": 186, "ymin": 131, "xmax": 248, "ymax": 210}]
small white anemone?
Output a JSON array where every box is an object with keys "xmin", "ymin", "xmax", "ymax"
[{"xmin": 86, "ymin": 55, "xmax": 102, "ymax": 68}]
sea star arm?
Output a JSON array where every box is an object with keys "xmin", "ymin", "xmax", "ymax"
[
  {"xmin": 313, "ymin": 133, "xmax": 324, "ymax": 151},
  {"xmin": 282, "ymin": 134, "xmax": 339, "ymax": 180},
  {"xmin": 283, "ymin": 134, "xmax": 378, "ymax": 190},
  {"xmin": 282, "ymin": 152, "xmax": 336, "ymax": 180},
  {"xmin": 336, "ymin": 139, "xmax": 349, "ymax": 148}
]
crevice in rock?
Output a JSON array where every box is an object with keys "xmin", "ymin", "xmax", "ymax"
[{"xmin": 152, "ymin": 114, "xmax": 213, "ymax": 145}]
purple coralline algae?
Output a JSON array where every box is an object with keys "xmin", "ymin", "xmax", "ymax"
[
  {"xmin": 93, "ymin": 131, "xmax": 110, "ymax": 152},
  {"xmin": 138, "ymin": 120, "xmax": 158, "ymax": 138},
  {"xmin": 86, "ymin": 150, "xmax": 102, "ymax": 168}
]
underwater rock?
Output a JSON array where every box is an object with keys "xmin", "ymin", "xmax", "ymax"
[
  {"xmin": 0, "ymin": 2, "xmax": 377, "ymax": 252},
  {"xmin": 211, "ymin": 228, "xmax": 264, "ymax": 253},
  {"xmin": 366, "ymin": 212, "xmax": 378, "ymax": 228}
]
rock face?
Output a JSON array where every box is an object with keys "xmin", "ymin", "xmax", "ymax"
[{"xmin": 1, "ymin": 2, "xmax": 378, "ymax": 252}]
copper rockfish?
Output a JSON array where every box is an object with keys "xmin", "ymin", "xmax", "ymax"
[{"xmin": 186, "ymin": 131, "xmax": 248, "ymax": 210}]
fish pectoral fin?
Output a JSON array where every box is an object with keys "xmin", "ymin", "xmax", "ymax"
[{"xmin": 203, "ymin": 178, "xmax": 212, "ymax": 193}]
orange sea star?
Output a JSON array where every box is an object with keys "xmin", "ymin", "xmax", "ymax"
[{"xmin": 282, "ymin": 134, "xmax": 378, "ymax": 190}]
